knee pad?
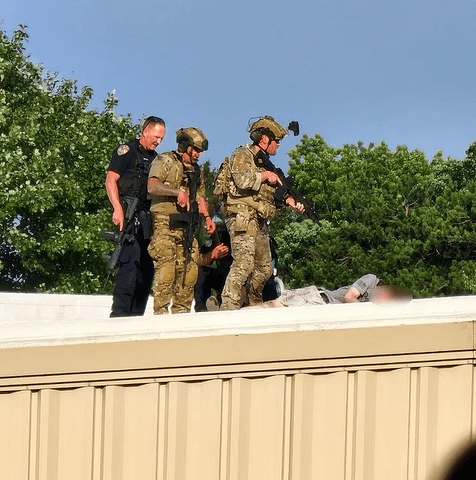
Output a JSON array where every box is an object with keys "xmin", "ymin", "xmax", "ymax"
[
  {"xmin": 158, "ymin": 263, "xmax": 176, "ymax": 284},
  {"xmin": 183, "ymin": 264, "xmax": 199, "ymax": 287}
]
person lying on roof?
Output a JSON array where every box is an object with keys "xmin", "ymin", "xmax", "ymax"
[{"xmin": 255, "ymin": 274, "xmax": 411, "ymax": 308}]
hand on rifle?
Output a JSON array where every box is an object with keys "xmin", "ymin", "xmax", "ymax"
[
  {"xmin": 177, "ymin": 189, "xmax": 190, "ymax": 210},
  {"xmin": 286, "ymin": 197, "xmax": 306, "ymax": 214},
  {"xmin": 261, "ymin": 171, "xmax": 283, "ymax": 186}
]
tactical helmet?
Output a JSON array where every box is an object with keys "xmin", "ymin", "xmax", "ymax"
[
  {"xmin": 176, "ymin": 127, "xmax": 209, "ymax": 152},
  {"xmin": 248, "ymin": 116, "xmax": 288, "ymax": 144}
]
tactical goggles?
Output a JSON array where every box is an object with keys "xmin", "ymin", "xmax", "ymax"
[{"xmin": 193, "ymin": 138, "xmax": 209, "ymax": 152}]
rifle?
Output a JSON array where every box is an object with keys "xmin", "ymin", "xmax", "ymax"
[
  {"xmin": 169, "ymin": 166, "xmax": 201, "ymax": 286},
  {"xmin": 259, "ymin": 153, "xmax": 320, "ymax": 223},
  {"xmin": 102, "ymin": 196, "xmax": 139, "ymax": 271}
]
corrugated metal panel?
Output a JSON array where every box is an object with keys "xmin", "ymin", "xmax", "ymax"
[
  {"xmin": 352, "ymin": 369, "xmax": 412, "ymax": 480},
  {"xmin": 0, "ymin": 367, "xmax": 475, "ymax": 480},
  {"xmin": 0, "ymin": 390, "xmax": 31, "ymax": 480},
  {"xmin": 36, "ymin": 388, "xmax": 95, "ymax": 480},
  {"xmin": 0, "ymin": 315, "xmax": 475, "ymax": 480},
  {"xmin": 101, "ymin": 384, "xmax": 160, "ymax": 480},
  {"xmin": 412, "ymin": 365, "xmax": 474, "ymax": 480},
  {"xmin": 227, "ymin": 376, "xmax": 287, "ymax": 480},
  {"xmin": 291, "ymin": 371, "xmax": 348, "ymax": 480},
  {"xmin": 164, "ymin": 380, "xmax": 223, "ymax": 480}
]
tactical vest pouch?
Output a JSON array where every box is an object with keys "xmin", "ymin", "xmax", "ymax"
[
  {"xmin": 227, "ymin": 195, "xmax": 276, "ymax": 221},
  {"xmin": 213, "ymin": 156, "xmax": 230, "ymax": 200},
  {"xmin": 169, "ymin": 212, "xmax": 190, "ymax": 231},
  {"xmin": 118, "ymin": 159, "xmax": 149, "ymax": 200},
  {"xmin": 234, "ymin": 209, "xmax": 253, "ymax": 233},
  {"xmin": 256, "ymin": 202, "xmax": 276, "ymax": 220}
]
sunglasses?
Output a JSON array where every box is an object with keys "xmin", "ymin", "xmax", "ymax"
[{"xmin": 143, "ymin": 116, "xmax": 166, "ymax": 129}]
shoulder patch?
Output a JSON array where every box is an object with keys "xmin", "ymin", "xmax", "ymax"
[{"xmin": 117, "ymin": 144, "xmax": 130, "ymax": 156}]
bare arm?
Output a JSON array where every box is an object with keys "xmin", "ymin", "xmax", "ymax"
[
  {"xmin": 199, "ymin": 197, "xmax": 216, "ymax": 235},
  {"xmin": 105, "ymin": 171, "xmax": 124, "ymax": 230},
  {"xmin": 343, "ymin": 286, "xmax": 361, "ymax": 303},
  {"xmin": 148, "ymin": 177, "xmax": 190, "ymax": 210},
  {"xmin": 198, "ymin": 243, "xmax": 229, "ymax": 267}
]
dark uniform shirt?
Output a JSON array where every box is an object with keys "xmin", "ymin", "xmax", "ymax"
[
  {"xmin": 108, "ymin": 139, "xmax": 157, "ymax": 209},
  {"xmin": 107, "ymin": 138, "xmax": 156, "ymax": 317}
]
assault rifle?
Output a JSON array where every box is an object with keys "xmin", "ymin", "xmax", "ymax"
[
  {"xmin": 170, "ymin": 166, "xmax": 201, "ymax": 286},
  {"xmin": 263, "ymin": 119, "xmax": 318, "ymax": 222},
  {"xmin": 102, "ymin": 196, "xmax": 139, "ymax": 271},
  {"xmin": 259, "ymin": 153, "xmax": 320, "ymax": 223}
]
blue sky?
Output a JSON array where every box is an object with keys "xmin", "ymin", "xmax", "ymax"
[{"xmin": 2, "ymin": 0, "xmax": 476, "ymax": 170}]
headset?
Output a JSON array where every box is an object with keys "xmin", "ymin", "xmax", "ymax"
[
  {"xmin": 176, "ymin": 129, "xmax": 191, "ymax": 152},
  {"xmin": 249, "ymin": 128, "xmax": 273, "ymax": 144}
]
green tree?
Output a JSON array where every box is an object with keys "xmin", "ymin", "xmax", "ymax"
[
  {"xmin": 421, "ymin": 146, "xmax": 476, "ymax": 294},
  {"xmin": 0, "ymin": 26, "xmax": 137, "ymax": 292},
  {"xmin": 200, "ymin": 159, "xmax": 221, "ymax": 221},
  {"xmin": 273, "ymin": 134, "xmax": 476, "ymax": 298},
  {"xmin": 192, "ymin": 158, "xmax": 222, "ymax": 247}
]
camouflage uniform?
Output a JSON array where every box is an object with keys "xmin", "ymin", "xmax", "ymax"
[
  {"xmin": 148, "ymin": 151, "xmax": 206, "ymax": 314},
  {"xmin": 220, "ymin": 144, "xmax": 279, "ymax": 310}
]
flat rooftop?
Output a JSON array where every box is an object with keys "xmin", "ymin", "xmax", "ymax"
[{"xmin": 1, "ymin": 292, "xmax": 475, "ymax": 349}]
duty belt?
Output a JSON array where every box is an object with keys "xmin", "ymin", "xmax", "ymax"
[{"xmin": 225, "ymin": 203, "xmax": 255, "ymax": 215}]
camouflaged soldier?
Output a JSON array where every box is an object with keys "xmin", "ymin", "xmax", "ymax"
[
  {"xmin": 220, "ymin": 116, "xmax": 304, "ymax": 310},
  {"xmin": 147, "ymin": 127, "xmax": 216, "ymax": 315}
]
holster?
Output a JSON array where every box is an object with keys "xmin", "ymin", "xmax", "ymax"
[{"xmin": 138, "ymin": 210, "xmax": 153, "ymax": 239}]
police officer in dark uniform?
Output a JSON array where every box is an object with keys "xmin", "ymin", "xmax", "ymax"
[{"xmin": 105, "ymin": 116, "xmax": 166, "ymax": 317}]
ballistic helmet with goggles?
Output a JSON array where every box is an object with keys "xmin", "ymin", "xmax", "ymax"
[
  {"xmin": 248, "ymin": 116, "xmax": 288, "ymax": 144},
  {"xmin": 176, "ymin": 127, "xmax": 209, "ymax": 153}
]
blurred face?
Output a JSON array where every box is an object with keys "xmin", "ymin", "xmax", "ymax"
[
  {"xmin": 140, "ymin": 123, "xmax": 166, "ymax": 151},
  {"xmin": 182, "ymin": 145, "xmax": 203, "ymax": 165}
]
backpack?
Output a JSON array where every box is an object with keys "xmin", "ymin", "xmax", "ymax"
[{"xmin": 213, "ymin": 156, "xmax": 231, "ymax": 200}]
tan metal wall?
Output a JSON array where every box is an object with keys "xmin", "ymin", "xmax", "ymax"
[{"xmin": 0, "ymin": 311, "xmax": 475, "ymax": 480}]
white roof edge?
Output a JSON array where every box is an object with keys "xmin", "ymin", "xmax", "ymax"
[{"xmin": 0, "ymin": 293, "xmax": 475, "ymax": 349}]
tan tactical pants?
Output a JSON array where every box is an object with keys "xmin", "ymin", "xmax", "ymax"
[
  {"xmin": 220, "ymin": 213, "xmax": 273, "ymax": 310},
  {"xmin": 148, "ymin": 215, "xmax": 199, "ymax": 315}
]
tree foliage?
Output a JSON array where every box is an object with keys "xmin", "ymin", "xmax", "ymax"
[
  {"xmin": 273, "ymin": 135, "xmax": 476, "ymax": 298},
  {"xmin": 0, "ymin": 26, "xmax": 137, "ymax": 292},
  {"xmin": 3, "ymin": 26, "xmax": 476, "ymax": 299},
  {"xmin": 201, "ymin": 159, "xmax": 222, "ymax": 221}
]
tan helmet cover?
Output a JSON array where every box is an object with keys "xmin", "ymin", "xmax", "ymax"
[
  {"xmin": 176, "ymin": 127, "xmax": 209, "ymax": 151},
  {"xmin": 249, "ymin": 116, "xmax": 288, "ymax": 141}
]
